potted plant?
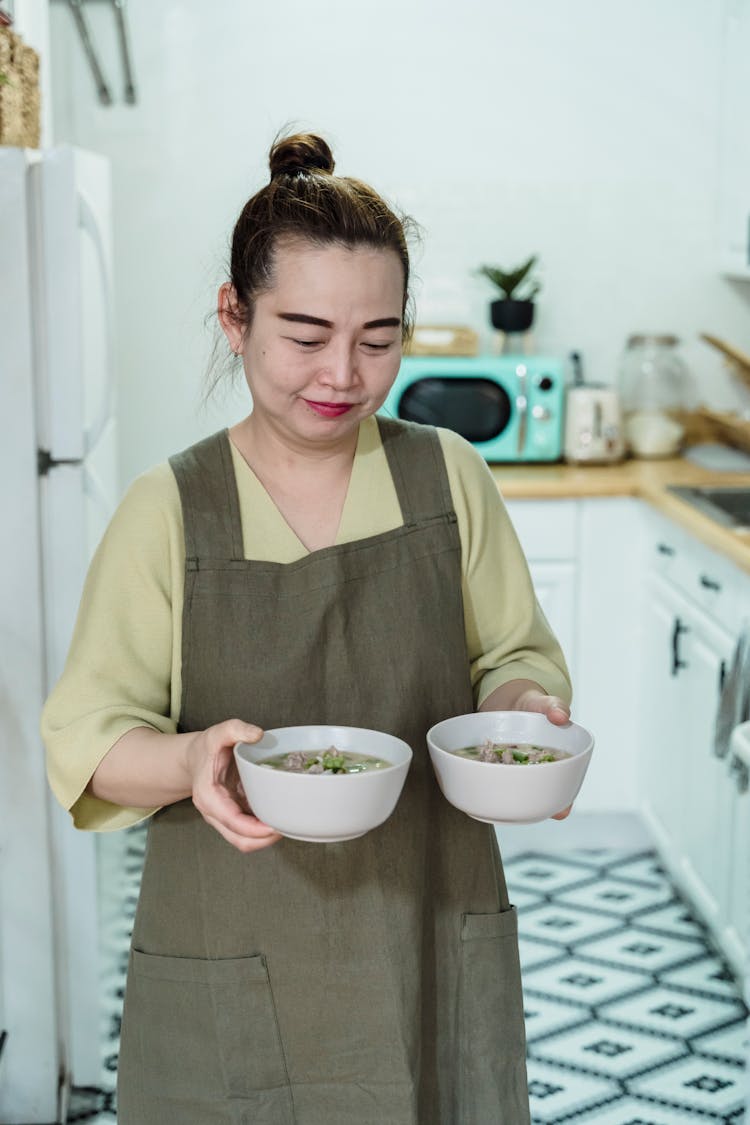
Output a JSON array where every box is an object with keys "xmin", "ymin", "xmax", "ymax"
[{"xmin": 475, "ymin": 254, "xmax": 541, "ymax": 334}]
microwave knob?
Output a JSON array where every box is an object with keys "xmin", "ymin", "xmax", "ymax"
[{"xmin": 532, "ymin": 405, "xmax": 552, "ymax": 421}]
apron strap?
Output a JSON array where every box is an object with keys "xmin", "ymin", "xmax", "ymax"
[
  {"xmin": 168, "ymin": 429, "xmax": 244, "ymax": 561},
  {"xmin": 376, "ymin": 416, "xmax": 455, "ymax": 526}
]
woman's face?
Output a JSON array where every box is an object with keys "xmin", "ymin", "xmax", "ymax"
[{"xmin": 221, "ymin": 238, "xmax": 405, "ymax": 449}]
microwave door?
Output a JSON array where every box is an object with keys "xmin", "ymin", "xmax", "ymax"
[{"xmin": 398, "ymin": 377, "xmax": 512, "ymax": 443}]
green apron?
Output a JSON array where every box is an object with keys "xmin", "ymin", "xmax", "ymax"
[{"xmin": 117, "ymin": 418, "xmax": 529, "ymax": 1124}]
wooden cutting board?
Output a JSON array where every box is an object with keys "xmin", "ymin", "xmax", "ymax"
[
  {"xmin": 701, "ymin": 333, "xmax": 750, "ymax": 390},
  {"xmin": 693, "ymin": 407, "xmax": 750, "ymax": 455}
]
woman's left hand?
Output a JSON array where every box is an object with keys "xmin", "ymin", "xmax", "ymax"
[
  {"xmin": 479, "ymin": 680, "xmax": 574, "ymax": 820},
  {"xmin": 513, "ymin": 686, "xmax": 573, "ymax": 820},
  {"xmin": 513, "ymin": 686, "xmax": 571, "ymax": 727}
]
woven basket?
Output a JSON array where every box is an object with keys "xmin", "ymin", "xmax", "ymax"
[{"xmin": 0, "ymin": 27, "xmax": 41, "ymax": 148}]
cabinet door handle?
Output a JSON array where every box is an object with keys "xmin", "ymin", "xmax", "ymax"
[
  {"xmin": 719, "ymin": 659, "xmax": 727, "ymax": 694},
  {"xmin": 657, "ymin": 543, "xmax": 675, "ymax": 556},
  {"xmin": 699, "ymin": 574, "xmax": 721, "ymax": 592},
  {"xmin": 730, "ymin": 753, "xmax": 749, "ymax": 795},
  {"xmin": 671, "ymin": 617, "xmax": 689, "ymax": 675}
]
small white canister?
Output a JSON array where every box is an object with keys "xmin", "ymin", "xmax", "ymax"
[
  {"xmin": 564, "ymin": 384, "xmax": 625, "ymax": 464},
  {"xmin": 618, "ymin": 335, "xmax": 696, "ymax": 458}
]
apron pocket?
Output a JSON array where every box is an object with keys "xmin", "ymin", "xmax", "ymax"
[
  {"xmin": 457, "ymin": 906, "xmax": 529, "ymax": 1122},
  {"xmin": 128, "ymin": 948, "xmax": 291, "ymax": 1103}
]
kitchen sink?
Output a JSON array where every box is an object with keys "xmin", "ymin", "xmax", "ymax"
[{"xmin": 668, "ymin": 486, "xmax": 750, "ymax": 530}]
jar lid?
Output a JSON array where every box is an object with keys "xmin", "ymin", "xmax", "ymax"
[{"xmin": 626, "ymin": 333, "xmax": 680, "ymax": 348}]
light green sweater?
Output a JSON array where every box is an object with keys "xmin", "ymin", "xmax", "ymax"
[{"xmin": 42, "ymin": 417, "xmax": 571, "ymax": 831}]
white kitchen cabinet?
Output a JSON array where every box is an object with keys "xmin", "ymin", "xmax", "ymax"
[
  {"xmin": 574, "ymin": 498, "xmax": 645, "ymax": 813},
  {"xmin": 719, "ymin": 0, "xmax": 750, "ymax": 278},
  {"xmin": 526, "ymin": 560, "xmax": 577, "ymax": 677},
  {"xmin": 639, "ymin": 513, "xmax": 748, "ymax": 977},
  {"xmin": 642, "ymin": 573, "xmax": 736, "ymax": 927},
  {"xmin": 639, "ymin": 574, "xmax": 692, "ymax": 850},
  {"xmin": 503, "ymin": 497, "xmax": 645, "ymax": 814},
  {"xmin": 502, "ymin": 491, "xmax": 749, "ymax": 973},
  {"xmin": 682, "ymin": 613, "xmax": 737, "ymax": 927},
  {"xmin": 726, "ymin": 722, "xmax": 750, "ymax": 990},
  {"xmin": 503, "ymin": 499, "xmax": 579, "ymax": 688}
]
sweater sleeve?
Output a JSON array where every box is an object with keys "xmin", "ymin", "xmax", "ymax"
[
  {"xmin": 41, "ymin": 463, "xmax": 185, "ymax": 831},
  {"xmin": 436, "ymin": 428, "xmax": 572, "ymax": 708}
]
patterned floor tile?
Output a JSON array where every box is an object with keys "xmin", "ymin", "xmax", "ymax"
[
  {"xmin": 563, "ymin": 847, "xmax": 643, "ymax": 870},
  {"xmin": 532, "ymin": 1019, "xmax": 687, "ymax": 1080},
  {"xmin": 608, "ymin": 853, "xmax": 673, "ymax": 889},
  {"xmin": 504, "ymin": 853, "xmax": 598, "ymax": 896},
  {"xmin": 67, "ymin": 1088, "xmax": 115, "ymax": 1122},
  {"xmin": 522, "ymin": 992, "xmax": 592, "ymax": 1042},
  {"xmin": 630, "ymin": 1053, "xmax": 746, "ymax": 1117},
  {"xmin": 526, "ymin": 1057, "xmax": 619, "ymax": 1123},
  {"xmin": 508, "ymin": 884, "xmax": 547, "ymax": 911},
  {"xmin": 66, "ymin": 842, "xmax": 747, "ymax": 1124},
  {"xmin": 556, "ymin": 876, "xmax": 674, "ymax": 919},
  {"xmin": 572, "ymin": 1093, "xmax": 730, "ymax": 1123},
  {"xmin": 523, "ymin": 955, "xmax": 650, "ymax": 1008},
  {"xmin": 661, "ymin": 955, "xmax": 746, "ymax": 1001},
  {"xmin": 519, "ymin": 902, "xmax": 621, "ymax": 947},
  {"xmin": 575, "ymin": 926, "xmax": 708, "ymax": 974},
  {"xmin": 635, "ymin": 899, "xmax": 711, "ymax": 940},
  {"xmin": 692, "ymin": 1019, "xmax": 750, "ymax": 1066},
  {"xmin": 600, "ymin": 985, "xmax": 746, "ymax": 1041},
  {"xmin": 518, "ymin": 935, "xmax": 569, "ymax": 972}
]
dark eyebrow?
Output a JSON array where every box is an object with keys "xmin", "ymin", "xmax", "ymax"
[
  {"xmin": 277, "ymin": 313, "xmax": 401, "ymax": 330},
  {"xmin": 364, "ymin": 317, "xmax": 402, "ymax": 329}
]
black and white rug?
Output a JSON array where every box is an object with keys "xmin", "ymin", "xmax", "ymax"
[{"xmin": 68, "ymin": 831, "xmax": 748, "ymax": 1123}]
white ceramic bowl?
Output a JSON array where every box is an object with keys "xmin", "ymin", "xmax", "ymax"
[
  {"xmin": 426, "ymin": 711, "xmax": 594, "ymax": 825},
  {"xmin": 234, "ymin": 725, "xmax": 412, "ymax": 843}
]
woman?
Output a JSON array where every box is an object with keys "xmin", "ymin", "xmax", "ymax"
[{"xmin": 43, "ymin": 130, "xmax": 572, "ymax": 1125}]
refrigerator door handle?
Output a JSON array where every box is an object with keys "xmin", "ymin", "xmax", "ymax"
[
  {"xmin": 77, "ymin": 190, "xmax": 116, "ymax": 456},
  {"xmin": 38, "ymin": 449, "xmax": 83, "ymax": 476}
]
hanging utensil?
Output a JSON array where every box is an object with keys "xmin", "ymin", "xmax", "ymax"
[
  {"xmin": 67, "ymin": 0, "xmax": 112, "ymax": 105},
  {"xmin": 58, "ymin": 0, "xmax": 137, "ymax": 105},
  {"xmin": 111, "ymin": 0, "xmax": 136, "ymax": 104}
]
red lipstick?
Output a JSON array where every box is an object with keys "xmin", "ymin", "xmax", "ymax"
[{"xmin": 303, "ymin": 400, "xmax": 354, "ymax": 418}]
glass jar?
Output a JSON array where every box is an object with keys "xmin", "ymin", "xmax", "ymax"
[{"xmin": 618, "ymin": 335, "xmax": 696, "ymax": 458}]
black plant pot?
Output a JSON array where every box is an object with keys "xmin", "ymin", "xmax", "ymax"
[{"xmin": 490, "ymin": 299, "xmax": 535, "ymax": 333}]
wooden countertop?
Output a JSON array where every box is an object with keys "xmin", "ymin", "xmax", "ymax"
[{"xmin": 489, "ymin": 456, "xmax": 750, "ymax": 574}]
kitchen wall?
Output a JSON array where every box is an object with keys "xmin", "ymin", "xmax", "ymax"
[{"xmin": 48, "ymin": 0, "xmax": 750, "ymax": 488}]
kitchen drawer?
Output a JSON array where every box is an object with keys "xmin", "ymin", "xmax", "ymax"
[
  {"xmin": 646, "ymin": 509, "xmax": 746, "ymax": 634},
  {"xmin": 503, "ymin": 499, "xmax": 579, "ymax": 560}
]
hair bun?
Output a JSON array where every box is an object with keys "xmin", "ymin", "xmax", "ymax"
[{"xmin": 269, "ymin": 132, "xmax": 336, "ymax": 179}]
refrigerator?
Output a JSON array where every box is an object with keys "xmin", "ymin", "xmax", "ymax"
[{"xmin": 0, "ymin": 145, "xmax": 118, "ymax": 1123}]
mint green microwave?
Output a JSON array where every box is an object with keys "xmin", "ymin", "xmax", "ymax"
[{"xmin": 380, "ymin": 355, "xmax": 565, "ymax": 462}]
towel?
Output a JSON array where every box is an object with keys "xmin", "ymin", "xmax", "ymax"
[{"xmin": 714, "ymin": 621, "xmax": 750, "ymax": 759}]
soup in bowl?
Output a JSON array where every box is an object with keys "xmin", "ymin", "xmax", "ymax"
[
  {"xmin": 426, "ymin": 711, "xmax": 594, "ymax": 824},
  {"xmin": 234, "ymin": 725, "xmax": 412, "ymax": 842}
]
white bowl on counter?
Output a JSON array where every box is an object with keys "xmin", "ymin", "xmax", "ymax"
[
  {"xmin": 426, "ymin": 711, "xmax": 594, "ymax": 825},
  {"xmin": 234, "ymin": 725, "xmax": 412, "ymax": 843}
]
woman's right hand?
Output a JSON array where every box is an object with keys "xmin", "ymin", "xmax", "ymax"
[{"xmin": 185, "ymin": 719, "xmax": 283, "ymax": 853}]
